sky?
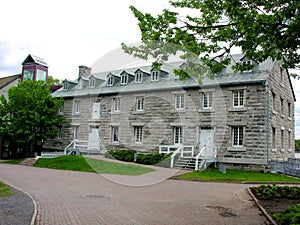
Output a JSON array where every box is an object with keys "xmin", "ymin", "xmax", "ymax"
[{"xmin": 0, "ymin": 0, "xmax": 299, "ymax": 139}]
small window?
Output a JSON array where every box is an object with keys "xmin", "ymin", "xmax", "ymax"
[
  {"xmin": 242, "ymin": 60, "xmax": 252, "ymax": 66},
  {"xmin": 173, "ymin": 126, "xmax": 182, "ymax": 144},
  {"xmin": 57, "ymin": 127, "xmax": 62, "ymax": 139},
  {"xmin": 89, "ymin": 78, "xmax": 96, "ymax": 88},
  {"xmin": 121, "ymin": 74, "xmax": 128, "ymax": 85},
  {"xmin": 151, "ymin": 71, "xmax": 159, "ymax": 81},
  {"xmin": 281, "ymin": 130, "xmax": 284, "ymax": 149},
  {"xmin": 272, "ymin": 92, "xmax": 276, "ymax": 111},
  {"xmin": 77, "ymin": 79, "xmax": 83, "ymax": 89},
  {"xmin": 280, "ymin": 98, "xmax": 284, "ymax": 115},
  {"xmin": 63, "ymin": 81, "xmax": 68, "ymax": 90},
  {"xmin": 74, "ymin": 101, "xmax": 80, "ymax": 113},
  {"xmin": 288, "ymin": 102, "xmax": 291, "ymax": 117},
  {"xmin": 134, "ymin": 126, "xmax": 143, "ymax": 143},
  {"xmin": 232, "ymin": 126, "xmax": 244, "ymax": 147},
  {"xmin": 136, "ymin": 97, "xmax": 144, "ymax": 111},
  {"xmin": 107, "ymin": 76, "xmax": 113, "ymax": 86},
  {"xmin": 272, "ymin": 127, "xmax": 276, "ymax": 149},
  {"xmin": 175, "ymin": 94, "xmax": 185, "ymax": 109},
  {"xmin": 233, "ymin": 90, "xmax": 244, "ymax": 107},
  {"xmin": 288, "ymin": 131, "xmax": 291, "ymax": 149},
  {"xmin": 113, "ymin": 98, "xmax": 120, "ymax": 112},
  {"xmin": 135, "ymin": 72, "xmax": 143, "ymax": 83},
  {"xmin": 111, "ymin": 126, "xmax": 119, "ymax": 142},
  {"xmin": 203, "ymin": 92, "xmax": 213, "ymax": 109}
]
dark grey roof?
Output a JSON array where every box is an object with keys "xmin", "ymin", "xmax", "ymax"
[
  {"xmin": 53, "ymin": 54, "xmax": 274, "ymax": 98},
  {"xmin": 22, "ymin": 54, "xmax": 48, "ymax": 67},
  {"xmin": 0, "ymin": 74, "xmax": 21, "ymax": 89}
]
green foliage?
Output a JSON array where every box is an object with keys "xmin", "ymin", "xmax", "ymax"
[
  {"xmin": 273, "ymin": 204, "xmax": 300, "ymax": 225},
  {"xmin": 123, "ymin": 1, "xmax": 300, "ymax": 81},
  {"xmin": 295, "ymin": 139, "xmax": 300, "ymax": 152},
  {"xmin": 0, "ymin": 80, "xmax": 65, "ymax": 147},
  {"xmin": 1, "ymin": 158, "xmax": 26, "ymax": 164},
  {"xmin": 136, "ymin": 153, "xmax": 170, "ymax": 165},
  {"xmin": 0, "ymin": 182, "xmax": 12, "ymax": 197},
  {"xmin": 105, "ymin": 150, "xmax": 136, "ymax": 162},
  {"xmin": 174, "ymin": 168, "xmax": 300, "ymax": 183},
  {"xmin": 251, "ymin": 185, "xmax": 300, "ymax": 200}
]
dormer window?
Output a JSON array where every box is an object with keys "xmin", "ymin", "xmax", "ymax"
[
  {"xmin": 135, "ymin": 72, "xmax": 143, "ymax": 83},
  {"xmin": 63, "ymin": 81, "xmax": 68, "ymax": 91},
  {"xmin": 242, "ymin": 60, "xmax": 252, "ymax": 66},
  {"xmin": 89, "ymin": 78, "xmax": 96, "ymax": 88},
  {"xmin": 77, "ymin": 79, "xmax": 83, "ymax": 89},
  {"xmin": 151, "ymin": 71, "xmax": 159, "ymax": 81},
  {"xmin": 121, "ymin": 74, "xmax": 128, "ymax": 85},
  {"xmin": 107, "ymin": 76, "xmax": 113, "ymax": 86}
]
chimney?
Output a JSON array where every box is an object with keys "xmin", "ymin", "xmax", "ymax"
[{"xmin": 78, "ymin": 65, "xmax": 91, "ymax": 77}]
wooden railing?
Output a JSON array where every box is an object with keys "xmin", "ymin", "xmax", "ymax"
[
  {"xmin": 195, "ymin": 145, "xmax": 217, "ymax": 171},
  {"xmin": 64, "ymin": 139, "xmax": 100, "ymax": 155}
]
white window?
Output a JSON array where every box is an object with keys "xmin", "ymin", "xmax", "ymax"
[
  {"xmin": 73, "ymin": 126, "xmax": 78, "ymax": 139},
  {"xmin": 151, "ymin": 71, "xmax": 159, "ymax": 81},
  {"xmin": 113, "ymin": 98, "xmax": 120, "ymax": 112},
  {"xmin": 92, "ymin": 102, "xmax": 101, "ymax": 120},
  {"xmin": 136, "ymin": 97, "xmax": 144, "ymax": 111},
  {"xmin": 233, "ymin": 90, "xmax": 244, "ymax": 107},
  {"xmin": 272, "ymin": 127, "xmax": 276, "ymax": 149},
  {"xmin": 173, "ymin": 126, "xmax": 182, "ymax": 144},
  {"xmin": 135, "ymin": 72, "xmax": 143, "ymax": 83},
  {"xmin": 77, "ymin": 79, "xmax": 83, "ymax": 89},
  {"xmin": 107, "ymin": 76, "xmax": 113, "ymax": 86},
  {"xmin": 203, "ymin": 92, "xmax": 213, "ymax": 109},
  {"xmin": 58, "ymin": 102, "xmax": 64, "ymax": 114},
  {"xmin": 63, "ymin": 81, "xmax": 68, "ymax": 90},
  {"xmin": 175, "ymin": 94, "xmax": 185, "ymax": 109},
  {"xmin": 89, "ymin": 78, "xmax": 96, "ymax": 88},
  {"xmin": 57, "ymin": 127, "xmax": 62, "ymax": 139},
  {"xmin": 242, "ymin": 60, "xmax": 252, "ymax": 66},
  {"xmin": 111, "ymin": 126, "xmax": 119, "ymax": 142},
  {"xmin": 74, "ymin": 101, "xmax": 80, "ymax": 113},
  {"xmin": 232, "ymin": 126, "xmax": 244, "ymax": 147},
  {"xmin": 121, "ymin": 74, "xmax": 128, "ymax": 84},
  {"xmin": 134, "ymin": 126, "xmax": 143, "ymax": 143}
]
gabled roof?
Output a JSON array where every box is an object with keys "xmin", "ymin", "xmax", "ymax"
[
  {"xmin": 22, "ymin": 54, "xmax": 48, "ymax": 67},
  {"xmin": 0, "ymin": 74, "xmax": 21, "ymax": 89}
]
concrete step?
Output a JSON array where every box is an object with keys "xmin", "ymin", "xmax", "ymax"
[{"xmin": 19, "ymin": 157, "xmax": 38, "ymax": 166}]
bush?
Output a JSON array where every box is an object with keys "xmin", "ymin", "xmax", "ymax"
[
  {"xmin": 273, "ymin": 204, "xmax": 300, "ymax": 225},
  {"xmin": 136, "ymin": 153, "xmax": 171, "ymax": 166},
  {"xmin": 251, "ymin": 185, "xmax": 300, "ymax": 200},
  {"xmin": 105, "ymin": 150, "xmax": 136, "ymax": 162}
]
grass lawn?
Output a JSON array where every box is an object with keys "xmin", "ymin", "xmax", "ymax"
[
  {"xmin": 0, "ymin": 182, "xmax": 12, "ymax": 197},
  {"xmin": 1, "ymin": 158, "xmax": 25, "ymax": 164},
  {"xmin": 173, "ymin": 168, "xmax": 300, "ymax": 183},
  {"xmin": 34, "ymin": 155, "xmax": 155, "ymax": 175}
]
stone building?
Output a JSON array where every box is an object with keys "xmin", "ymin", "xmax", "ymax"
[{"xmin": 47, "ymin": 54, "xmax": 296, "ymax": 168}]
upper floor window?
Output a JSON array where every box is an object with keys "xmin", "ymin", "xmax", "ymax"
[
  {"xmin": 136, "ymin": 97, "xmax": 144, "ymax": 111},
  {"xmin": 232, "ymin": 126, "xmax": 244, "ymax": 147},
  {"xmin": 77, "ymin": 79, "xmax": 83, "ymax": 89},
  {"xmin": 135, "ymin": 72, "xmax": 143, "ymax": 83},
  {"xmin": 107, "ymin": 76, "xmax": 113, "ymax": 86},
  {"xmin": 233, "ymin": 90, "xmax": 244, "ymax": 107},
  {"xmin": 280, "ymin": 97, "xmax": 284, "ymax": 115},
  {"xmin": 121, "ymin": 74, "xmax": 128, "ymax": 85},
  {"xmin": 113, "ymin": 98, "xmax": 120, "ymax": 112},
  {"xmin": 272, "ymin": 127, "xmax": 276, "ymax": 149},
  {"xmin": 74, "ymin": 101, "xmax": 80, "ymax": 114},
  {"xmin": 134, "ymin": 126, "xmax": 143, "ymax": 143},
  {"xmin": 58, "ymin": 102, "xmax": 64, "ymax": 114},
  {"xmin": 203, "ymin": 92, "xmax": 213, "ymax": 109},
  {"xmin": 175, "ymin": 94, "xmax": 185, "ymax": 109},
  {"xmin": 272, "ymin": 92, "xmax": 276, "ymax": 111},
  {"xmin": 63, "ymin": 81, "xmax": 68, "ymax": 90},
  {"xmin": 280, "ymin": 67, "xmax": 284, "ymax": 84},
  {"xmin": 151, "ymin": 71, "xmax": 159, "ymax": 81},
  {"xmin": 89, "ymin": 78, "xmax": 96, "ymax": 88},
  {"xmin": 281, "ymin": 130, "xmax": 284, "ymax": 149},
  {"xmin": 288, "ymin": 102, "xmax": 291, "ymax": 118},
  {"xmin": 57, "ymin": 126, "xmax": 62, "ymax": 139}
]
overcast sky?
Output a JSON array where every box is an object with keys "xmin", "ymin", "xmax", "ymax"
[{"xmin": 0, "ymin": 0, "xmax": 299, "ymax": 138}]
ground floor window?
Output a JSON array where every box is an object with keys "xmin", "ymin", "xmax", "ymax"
[
  {"xmin": 134, "ymin": 126, "xmax": 143, "ymax": 143},
  {"xmin": 272, "ymin": 127, "xmax": 276, "ymax": 149},
  {"xmin": 73, "ymin": 126, "xmax": 79, "ymax": 139},
  {"xmin": 57, "ymin": 127, "xmax": 62, "ymax": 139},
  {"xmin": 111, "ymin": 126, "xmax": 119, "ymax": 142},
  {"xmin": 173, "ymin": 126, "xmax": 182, "ymax": 144},
  {"xmin": 232, "ymin": 126, "xmax": 243, "ymax": 146},
  {"xmin": 281, "ymin": 130, "xmax": 284, "ymax": 150}
]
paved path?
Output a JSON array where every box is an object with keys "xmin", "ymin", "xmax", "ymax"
[{"xmin": 0, "ymin": 163, "xmax": 269, "ymax": 225}]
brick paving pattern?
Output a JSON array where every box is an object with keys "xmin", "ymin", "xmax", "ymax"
[{"xmin": 0, "ymin": 164, "xmax": 269, "ymax": 225}]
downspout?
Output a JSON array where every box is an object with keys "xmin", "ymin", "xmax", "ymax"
[{"xmin": 264, "ymin": 81, "xmax": 271, "ymax": 166}]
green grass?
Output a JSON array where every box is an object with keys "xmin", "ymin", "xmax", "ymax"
[
  {"xmin": 173, "ymin": 168, "xmax": 300, "ymax": 183},
  {"xmin": 34, "ymin": 155, "xmax": 155, "ymax": 175},
  {"xmin": 0, "ymin": 182, "xmax": 13, "ymax": 197},
  {"xmin": 85, "ymin": 157, "xmax": 155, "ymax": 175},
  {"xmin": 1, "ymin": 158, "xmax": 25, "ymax": 164}
]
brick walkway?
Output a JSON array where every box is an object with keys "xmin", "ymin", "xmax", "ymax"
[{"xmin": 0, "ymin": 163, "xmax": 269, "ymax": 225}]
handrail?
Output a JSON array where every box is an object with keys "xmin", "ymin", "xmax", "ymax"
[
  {"xmin": 170, "ymin": 145, "xmax": 183, "ymax": 168},
  {"xmin": 64, "ymin": 139, "xmax": 77, "ymax": 155},
  {"xmin": 195, "ymin": 146, "xmax": 206, "ymax": 171}
]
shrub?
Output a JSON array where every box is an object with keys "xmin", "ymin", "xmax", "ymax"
[
  {"xmin": 105, "ymin": 150, "xmax": 136, "ymax": 162},
  {"xmin": 251, "ymin": 185, "xmax": 300, "ymax": 200},
  {"xmin": 136, "ymin": 153, "xmax": 170, "ymax": 166},
  {"xmin": 273, "ymin": 204, "xmax": 300, "ymax": 225}
]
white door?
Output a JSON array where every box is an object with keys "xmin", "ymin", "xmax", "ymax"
[
  {"xmin": 92, "ymin": 102, "xmax": 101, "ymax": 120},
  {"xmin": 199, "ymin": 128, "xmax": 214, "ymax": 157},
  {"xmin": 88, "ymin": 127, "xmax": 100, "ymax": 150}
]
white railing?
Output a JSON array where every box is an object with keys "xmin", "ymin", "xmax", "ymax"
[
  {"xmin": 64, "ymin": 139, "xmax": 77, "ymax": 155},
  {"xmin": 159, "ymin": 145, "xmax": 195, "ymax": 156},
  {"xmin": 64, "ymin": 139, "xmax": 100, "ymax": 155},
  {"xmin": 170, "ymin": 145, "xmax": 183, "ymax": 168},
  {"xmin": 195, "ymin": 145, "xmax": 218, "ymax": 171},
  {"xmin": 40, "ymin": 152, "xmax": 65, "ymax": 158}
]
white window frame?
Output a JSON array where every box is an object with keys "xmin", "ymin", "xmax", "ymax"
[
  {"xmin": 232, "ymin": 126, "xmax": 244, "ymax": 147},
  {"xmin": 74, "ymin": 101, "xmax": 80, "ymax": 114},
  {"xmin": 136, "ymin": 97, "xmax": 144, "ymax": 111},
  {"xmin": 77, "ymin": 79, "xmax": 83, "ymax": 89},
  {"xmin": 58, "ymin": 102, "xmax": 64, "ymax": 114},
  {"xmin": 135, "ymin": 72, "xmax": 143, "ymax": 83},
  {"xmin": 173, "ymin": 126, "xmax": 183, "ymax": 144},
  {"xmin": 63, "ymin": 81, "xmax": 68, "ymax": 90},
  {"xmin": 89, "ymin": 78, "xmax": 96, "ymax": 88},
  {"xmin": 175, "ymin": 94, "xmax": 185, "ymax": 109},
  {"xmin": 57, "ymin": 126, "xmax": 62, "ymax": 139},
  {"xmin": 113, "ymin": 98, "xmax": 120, "ymax": 112},
  {"xmin": 111, "ymin": 126, "xmax": 119, "ymax": 142},
  {"xmin": 107, "ymin": 76, "xmax": 113, "ymax": 86},
  {"xmin": 121, "ymin": 74, "xmax": 128, "ymax": 85},
  {"xmin": 233, "ymin": 90, "xmax": 244, "ymax": 108},
  {"xmin": 134, "ymin": 126, "xmax": 143, "ymax": 143},
  {"xmin": 151, "ymin": 71, "xmax": 159, "ymax": 81},
  {"xmin": 203, "ymin": 92, "xmax": 213, "ymax": 109},
  {"xmin": 73, "ymin": 126, "xmax": 78, "ymax": 139}
]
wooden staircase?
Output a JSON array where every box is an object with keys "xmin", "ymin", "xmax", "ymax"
[
  {"xmin": 19, "ymin": 158, "xmax": 38, "ymax": 166},
  {"xmin": 174, "ymin": 157, "xmax": 196, "ymax": 170}
]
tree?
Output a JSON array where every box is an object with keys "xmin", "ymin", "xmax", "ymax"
[
  {"xmin": 122, "ymin": 0, "xmax": 300, "ymax": 81},
  {"xmin": 0, "ymin": 80, "xmax": 65, "ymax": 157},
  {"xmin": 296, "ymin": 139, "xmax": 300, "ymax": 152}
]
